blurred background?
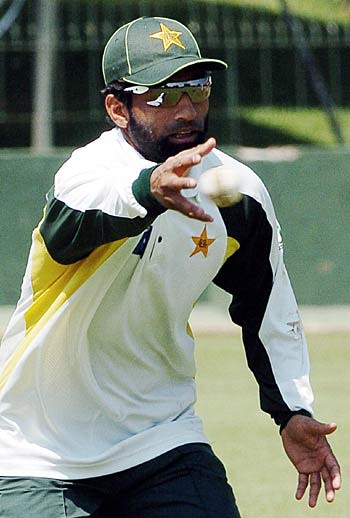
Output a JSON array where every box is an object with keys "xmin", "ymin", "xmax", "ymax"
[
  {"xmin": 1, "ymin": 2, "xmax": 350, "ymax": 516},
  {"xmin": 1, "ymin": 0, "xmax": 350, "ymax": 307}
]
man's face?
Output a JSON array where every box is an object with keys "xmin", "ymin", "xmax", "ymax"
[{"xmin": 123, "ymin": 68, "xmax": 210, "ymax": 163}]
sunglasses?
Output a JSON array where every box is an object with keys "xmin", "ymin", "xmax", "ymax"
[{"xmin": 123, "ymin": 76, "xmax": 212, "ymax": 108}]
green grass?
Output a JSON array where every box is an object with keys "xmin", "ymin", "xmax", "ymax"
[
  {"xmin": 199, "ymin": 0, "xmax": 350, "ymax": 24},
  {"xmin": 240, "ymin": 107, "xmax": 350, "ymax": 147},
  {"xmin": 194, "ymin": 331, "xmax": 350, "ymax": 517},
  {"xmin": 99, "ymin": 0, "xmax": 350, "ymax": 25}
]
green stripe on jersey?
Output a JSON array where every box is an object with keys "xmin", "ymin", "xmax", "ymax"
[{"xmin": 40, "ymin": 187, "xmax": 156, "ymax": 264}]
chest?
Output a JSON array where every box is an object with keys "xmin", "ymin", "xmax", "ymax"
[{"xmin": 132, "ymin": 202, "xmax": 228, "ymax": 298}]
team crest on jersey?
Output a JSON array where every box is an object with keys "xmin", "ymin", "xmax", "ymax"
[{"xmin": 190, "ymin": 225, "xmax": 216, "ymax": 258}]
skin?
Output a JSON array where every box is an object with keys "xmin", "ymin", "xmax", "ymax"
[
  {"xmin": 281, "ymin": 415, "xmax": 341, "ymax": 507},
  {"xmin": 105, "ymin": 66, "xmax": 214, "ymax": 222},
  {"xmin": 105, "ymin": 66, "xmax": 342, "ymax": 506}
]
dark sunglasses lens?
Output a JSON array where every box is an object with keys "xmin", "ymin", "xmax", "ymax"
[
  {"xmin": 187, "ymin": 85, "xmax": 211, "ymax": 103},
  {"xmin": 146, "ymin": 85, "xmax": 211, "ymax": 107}
]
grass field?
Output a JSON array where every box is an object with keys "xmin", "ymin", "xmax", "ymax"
[
  {"xmin": 201, "ymin": 0, "xmax": 350, "ymax": 24},
  {"xmin": 240, "ymin": 107, "xmax": 350, "ymax": 148},
  {"xmin": 1, "ymin": 311, "xmax": 349, "ymax": 515},
  {"xmin": 194, "ymin": 331, "xmax": 350, "ymax": 517}
]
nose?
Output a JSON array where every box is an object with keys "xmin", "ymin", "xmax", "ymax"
[{"xmin": 174, "ymin": 93, "xmax": 197, "ymax": 121}]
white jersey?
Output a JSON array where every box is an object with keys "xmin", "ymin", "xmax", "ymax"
[{"xmin": 0, "ymin": 128, "xmax": 313, "ymax": 479}]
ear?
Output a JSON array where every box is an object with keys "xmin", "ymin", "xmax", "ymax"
[{"xmin": 105, "ymin": 94, "xmax": 129, "ymax": 129}]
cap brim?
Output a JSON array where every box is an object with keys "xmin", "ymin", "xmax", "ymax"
[{"xmin": 121, "ymin": 56, "xmax": 228, "ymax": 86}]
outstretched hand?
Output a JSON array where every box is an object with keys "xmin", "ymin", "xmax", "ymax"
[
  {"xmin": 281, "ymin": 415, "xmax": 341, "ymax": 507},
  {"xmin": 150, "ymin": 137, "xmax": 216, "ymax": 222}
]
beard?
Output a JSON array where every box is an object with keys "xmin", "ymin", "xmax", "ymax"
[{"xmin": 125, "ymin": 112, "xmax": 209, "ymax": 163}]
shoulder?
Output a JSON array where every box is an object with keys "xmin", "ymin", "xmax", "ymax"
[
  {"xmin": 58, "ymin": 129, "xmax": 120, "ymax": 173},
  {"xmin": 54, "ymin": 129, "xmax": 152, "ymax": 193}
]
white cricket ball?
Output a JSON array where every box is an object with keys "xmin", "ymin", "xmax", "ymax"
[{"xmin": 198, "ymin": 166, "xmax": 242, "ymax": 208}]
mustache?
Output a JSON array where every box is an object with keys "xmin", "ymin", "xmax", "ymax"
[
  {"xmin": 127, "ymin": 111, "xmax": 208, "ymax": 162},
  {"xmin": 166, "ymin": 121, "xmax": 204, "ymax": 134}
]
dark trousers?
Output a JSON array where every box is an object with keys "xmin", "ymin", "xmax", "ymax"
[{"xmin": 0, "ymin": 443, "xmax": 240, "ymax": 517}]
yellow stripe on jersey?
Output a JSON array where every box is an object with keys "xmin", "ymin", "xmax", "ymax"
[
  {"xmin": 0, "ymin": 229, "xmax": 128, "ymax": 390},
  {"xmin": 185, "ymin": 237, "xmax": 239, "ymax": 339},
  {"xmin": 222, "ymin": 236, "xmax": 240, "ymax": 264},
  {"xmin": 186, "ymin": 322, "xmax": 194, "ymax": 339}
]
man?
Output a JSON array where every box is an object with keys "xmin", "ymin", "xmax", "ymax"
[{"xmin": 0, "ymin": 16, "xmax": 341, "ymax": 517}]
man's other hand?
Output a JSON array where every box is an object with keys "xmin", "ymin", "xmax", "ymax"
[{"xmin": 281, "ymin": 414, "xmax": 341, "ymax": 508}]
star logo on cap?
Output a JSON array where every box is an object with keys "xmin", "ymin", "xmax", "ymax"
[
  {"xmin": 150, "ymin": 23, "xmax": 186, "ymax": 52},
  {"xmin": 190, "ymin": 225, "xmax": 216, "ymax": 258}
]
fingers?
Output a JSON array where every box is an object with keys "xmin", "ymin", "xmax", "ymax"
[
  {"xmin": 321, "ymin": 467, "xmax": 337, "ymax": 503},
  {"xmin": 325, "ymin": 452, "xmax": 342, "ymax": 493},
  {"xmin": 180, "ymin": 137, "xmax": 216, "ymax": 165},
  {"xmin": 195, "ymin": 137, "xmax": 217, "ymax": 158},
  {"xmin": 296, "ymin": 473, "xmax": 321, "ymax": 508},
  {"xmin": 296, "ymin": 458, "xmax": 341, "ymax": 508},
  {"xmin": 182, "ymin": 200, "xmax": 214, "ymax": 222},
  {"xmin": 284, "ymin": 416, "xmax": 341, "ymax": 508},
  {"xmin": 150, "ymin": 137, "xmax": 216, "ymax": 221},
  {"xmin": 310, "ymin": 420, "xmax": 337, "ymax": 437},
  {"xmin": 162, "ymin": 193, "xmax": 213, "ymax": 222},
  {"xmin": 161, "ymin": 173, "xmax": 196, "ymax": 192},
  {"xmin": 322, "ymin": 437, "xmax": 341, "ymax": 499},
  {"xmin": 295, "ymin": 473, "xmax": 308, "ymax": 501},
  {"xmin": 308, "ymin": 472, "xmax": 321, "ymax": 508},
  {"xmin": 331, "ymin": 470, "xmax": 342, "ymax": 491},
  {"xmin": 151, "ymin": 166, "xmax": 214, "ymax": 221},
  {"xmin": 164, "ymin": 137, "xmax": 217, "ymax": 178},
  {"xmin": 314, "ymin": 460, "xmax": 341, "ymax": 506},
  {"xmin": 323, "ymin": 422, "xmax": 337, "ymax": 436}
]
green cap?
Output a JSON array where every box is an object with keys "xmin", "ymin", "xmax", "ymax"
[{"xmin": 102, "ymin": 16, "xmax": 227, "ymax": 86}]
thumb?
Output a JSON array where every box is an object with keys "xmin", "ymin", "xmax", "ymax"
[
  {"xmin": 310, "ymin": 420, "xmax": 337, "ymax": 436},
  {"xmin": 322, "ymin": 421, "xmax": 337, "ymax": 435}
]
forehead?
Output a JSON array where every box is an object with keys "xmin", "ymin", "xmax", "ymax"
[{"xmin": 165, "ymin": 65, "xmax": 209, "ymax": 83}]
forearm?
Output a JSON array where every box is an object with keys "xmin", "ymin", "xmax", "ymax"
[
  {"xmin": 214, "ymin": 193, "xmax": 313, "ymax": 427},
  {"xmin": 40, "ymin": 167, "xmax": 166, "ymax": 265}
]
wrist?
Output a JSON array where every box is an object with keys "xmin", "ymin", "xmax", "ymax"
[
  {"xmin": 279, "ymin": 409, "xmax": 313, "ymax": 434},
  {"xmin": 132, "ymin": 166, "xmax": 167, "ymax": 216}
]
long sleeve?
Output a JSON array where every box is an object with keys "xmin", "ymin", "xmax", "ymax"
[
  {"xmin": 39, "ymin": 132, "xmax": 166, "ymax": 265},
  {"xmin": 213, "ymin": 180, "xmax": 313, "ymax": 429}
]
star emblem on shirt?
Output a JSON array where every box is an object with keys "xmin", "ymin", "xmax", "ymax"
[
  {"xmin": 190, "ymin": 225, "xmax": 216, "ymax": 258},
  {"xmin": 150, "ymin": 23, "xmax": 186, "ymax": 52}
]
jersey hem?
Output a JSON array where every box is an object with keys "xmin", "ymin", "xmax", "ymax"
[{"xmin": 0, "ymin": 432, "xmax": 209, "ymax": 480}]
